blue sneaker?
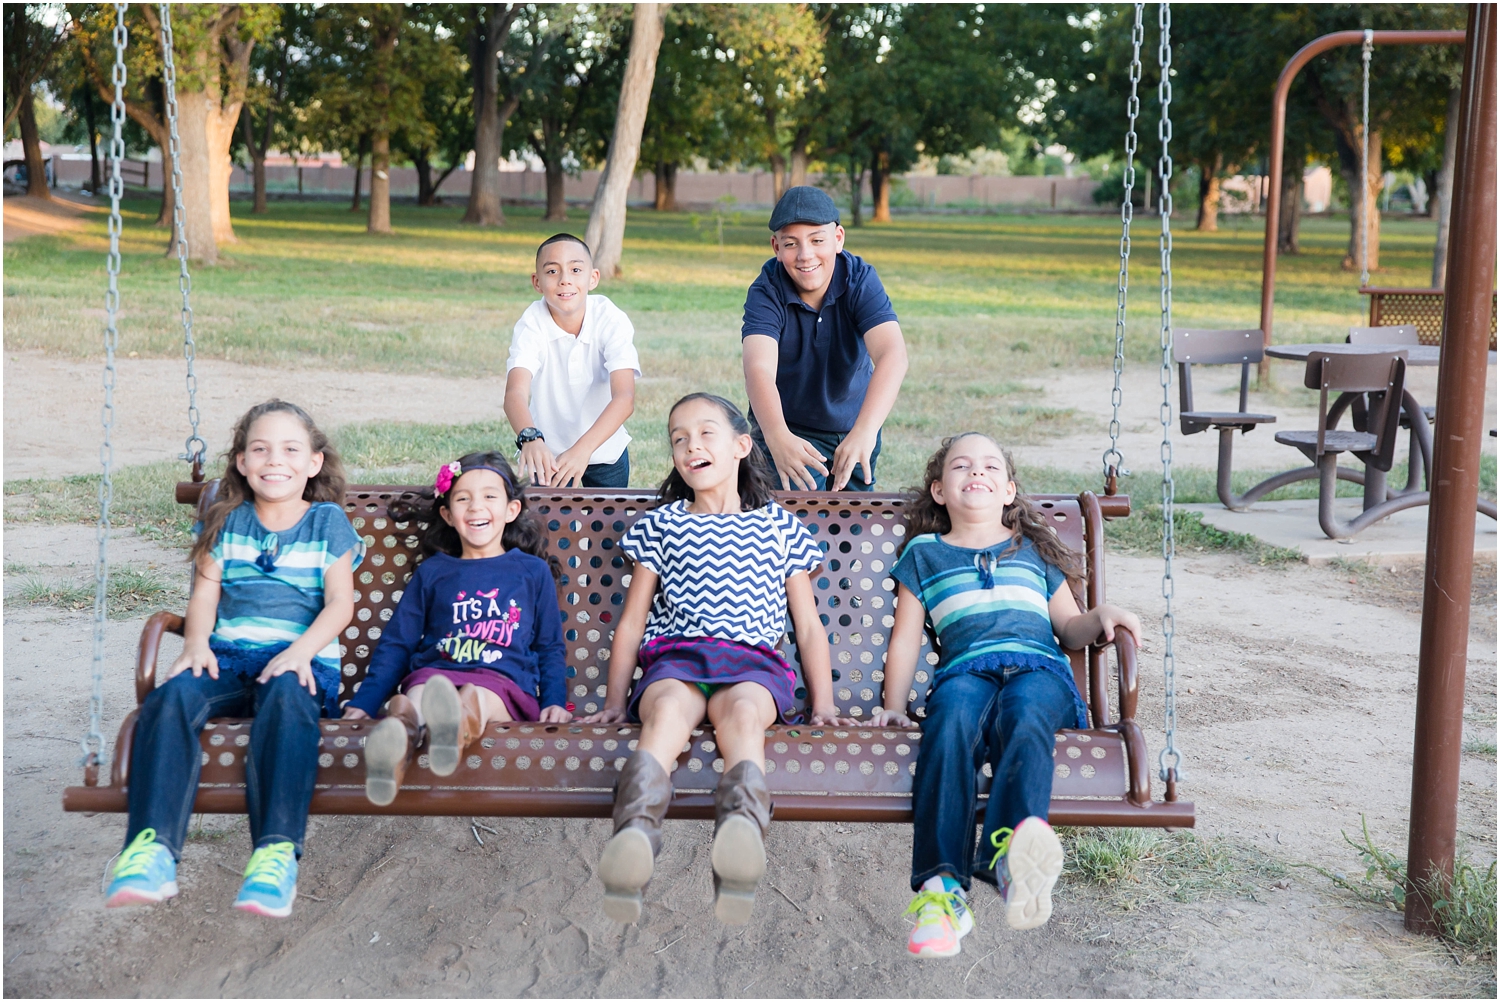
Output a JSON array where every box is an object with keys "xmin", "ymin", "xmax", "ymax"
[
  {"xmin": 232, "ymin": 842, "xmax": 298, "ymax": 918},
  {"xmin": 105, "ymin": 828, "xmax": 179, "ymax": 908}
]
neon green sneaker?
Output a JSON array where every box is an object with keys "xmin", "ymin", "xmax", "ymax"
[
  {"xmin": 105, "ymin": 829, "xmax": 178, "ymax": 907},
  {"xmin": 232, "ymin": 842, "xmax": 298, "ymax": 918},
  {"xmin": 904, "ymin": 876, "xmax": 974, "ymax": 958},
  {"xmin": 989, "ymin": 817, "xmax": 1064, "ymax": 930}
]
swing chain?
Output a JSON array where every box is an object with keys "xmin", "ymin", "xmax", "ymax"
[
  {"xmin": 1103, "ymin": 3, "xmax": 1146, "ymax": 495},
  {"xmin": 83, "ymin": 1, "xmax": 131, "ymax": 781},
  {"xmin": 1156, "ymin": 1, "xmax": 1183, "ymax": 787},
  {"xmin": 157, "ymin": 3, "xmax": 205, "ymax": 480},
  {"xmin": 1358, "ymin": 28, "xmax": 1373, "ymax": 289}
]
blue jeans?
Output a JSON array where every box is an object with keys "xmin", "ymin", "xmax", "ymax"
[
  {"xmin": 125, "ymin": 670, "xmax": 323, "ymax": 860},
  {"xmin": 910, "ymin": 667, "xmax": 1076, "ymax": 892},
  {"xmin": 749, "ymin": 421, "xmax": 881, "ymax": 491},
  {"xmin": 581, "ymin": 447, "xmax": 630, "ymax": 489}
]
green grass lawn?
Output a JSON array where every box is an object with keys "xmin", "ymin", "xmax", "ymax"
[{"xmin": 4, "ymin": 196, "xmax": 1460, "ymax": 553}]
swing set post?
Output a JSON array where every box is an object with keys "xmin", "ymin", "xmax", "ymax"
[
  {"xmin": 1256, "ymin": 26, "xmax": 1466, "ymax": 384},
  {"xmin": 1404, "ymin": 1, "xmax": 1495, "ymax": 937}
]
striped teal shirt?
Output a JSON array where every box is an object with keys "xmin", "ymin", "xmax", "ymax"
[
  {"xmin": 209, "ymin": 501, "xmax": 364, "ymax": 666},
  {"xmin": 891, "ymin": 533, "xmax": 1070, "ymax": 675}
]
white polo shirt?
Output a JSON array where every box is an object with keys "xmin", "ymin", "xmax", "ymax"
[{"xmin": 505, "ymin": 295, "xmax": 640, "ymax": 465}]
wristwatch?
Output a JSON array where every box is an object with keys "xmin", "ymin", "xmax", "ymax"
[{"xmin": 515, "ymin": 427, "xmax": 545, "ymax": 450}]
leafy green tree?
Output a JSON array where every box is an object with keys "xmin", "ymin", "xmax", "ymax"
[
  {"xmin": 639, "ymin": 3, "xmax": 744, "ymax": 210},
  {"xmin": 5, "ymin": 5, "xmax": 70, "ymax": 199},
  {"xmin": 393, "ymin": 4, "xmax": 471, "ymax": 206},
  {"xmin": 507, "ymin": 4, "xmax": 626, "ymax": 221}
]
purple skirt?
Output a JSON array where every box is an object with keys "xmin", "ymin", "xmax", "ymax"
[
  {"xmin": 627, "ymin": 636, "xmax": 800, "ymax": 724},
  {"xmin": 401, "ymin": 667, "xmax": 541, "ymax": 723}
]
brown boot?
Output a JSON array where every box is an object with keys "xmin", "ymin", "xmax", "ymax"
[
  {"xmin": 424, "ymin": 675, "xmax": 484, "ymax": 777},
  {"xmin": 598, "ymin": 751, "xmax": 673, "ymax": 923},
  {"xmin": 364, "ymin": 694, "xmax": 425, "ymax": 806},
  {"xmin": 710, "ymin": 760, "xmax": 772, "ymax": 925}
]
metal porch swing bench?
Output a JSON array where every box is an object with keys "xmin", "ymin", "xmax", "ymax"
[{"xmin": 63, "ymin": 3, "xmax": 1195, "ymax": 830}]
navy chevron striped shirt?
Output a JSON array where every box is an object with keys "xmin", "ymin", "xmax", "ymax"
[{"xmin": 621, "ymin": 501, "xmax": 823, "ymax": 648}]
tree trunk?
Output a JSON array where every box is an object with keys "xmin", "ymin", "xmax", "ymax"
[
  {"xmin": 83, "ymin": 88, "xmax": 101, "ymax": 194},
  {"xmin": 350, "ymin": 135, "xmax": 367, "ymax": 212},
  {"xmin": 415, "ymin": 153, "xmax": 436, "ymax": 205},
  {"xmin": 243, "ymin": 111, "xmax": 268, "ymax": 214},
  {"xmin": 16, "ymin": 89, "xmax": 49, "ymax": 199},
  {"xmin": 1341, "ymin": 126, "xmax": 1382, "ymax": 276},
  {"xmin": 1195, "ymin": 155, "xmax": 1222, "ymax": 232},
  {"xmin": 367, "ymin": 8, "xmax": 398, "ymax": 235},
  {"xmin": 768, "ymin": 149, "xmax": 787, "ymax": 202},
  {"xmin": 1431, "ymin": 86, "xmax": 1460, "ymax": 288},
  {"xmin": 172, "ymin": 89, "xmax": 220, "ymax": 265},
  {"xmin": 847, "ymin": 159, "xmax": 865, "ymax": 227},
  {"xmin": 653, "ymin": 159, "xmax": 678, "ymax": 211},
  {"xmin": 463, "ymin": 5, "xmax": 520, "ymax": 227},
  {"xmin": 870, "ymin": 148, "xmax": 891, "ymax": 223},
  {"xmin": 543, "ymin": 154, "xmax": 567, "ymax": 221},
  {"xmin": 788, "ymin": 125, "xmax": 811, "ymax": 189},
  {"xmin": 582, "ymin": 3, "xmax": 666, "ymax": 277},
  {"xmin": 368, "ymin": 133, "xmax": 392, "ymax": 233},
  {"xmin": 1278, "ymin": 169, "xmax": 1303, "ymax": 255}
]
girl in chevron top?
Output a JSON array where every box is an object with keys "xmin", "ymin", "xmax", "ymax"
[
  {"xmin": 873, "ymin": 432, "xmax": 1142, "ymax": 958},
  {"xmin": 582, "ymin": 393, "xmax": 847, "ymax": 926}
]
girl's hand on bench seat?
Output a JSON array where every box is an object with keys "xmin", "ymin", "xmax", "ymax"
[
  {"xmin": 538, "ymin": 704, "xmax": 573, "ymax": 724},
  {"xmin": 808, "ymin": 706, "xmax": 855, "ymax": 727},
  {"xmin": 341, "ymin": 707, "xmax": 371, "ymax": 720},
  {"xmin": 868, "ymin": 707, "xmax": 913, "ymax": 729},
  {"xmin": 579, "ymin": 704, "xmax": 628, "ymax": 725}
]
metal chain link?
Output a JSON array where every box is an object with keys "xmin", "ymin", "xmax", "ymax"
[
  {"xmin": 1156, "ymin": 1, "xmax": 1183, "ymax": 785},
  {"xmin": 83, "ymin": 2, "xmax": 131, "ymax": 773},
  {"xmin": 1359, "ymin": 29, "xmax": 1373, "ymax": 288},
  {"xmin": 1103, "ymin": 3, "xmax": 1146, "ymax": 493},
  {"xmin": 157, "ymin": 3, "xmax": 205, "ymax": 474}
]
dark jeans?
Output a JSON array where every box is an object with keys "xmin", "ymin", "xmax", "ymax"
[
  {"xmin": 749, "ymin": 421, "xmax": 881, "ymax": 491},
  {"xmin": 910, "ymin": 666, "xmax": 1075, "ymax": 892},
  {"xmin": 125, "ymin": 670, "xmax": 323, "ymax": 860},
  {"xmin": 580, "ymin": 447, "xmax": 630, "ymax": 489}
]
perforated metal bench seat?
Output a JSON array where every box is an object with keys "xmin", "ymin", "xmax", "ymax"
[{"xmin": 62, "ymin": 488, "xmax": 1194, "ymax": 828}]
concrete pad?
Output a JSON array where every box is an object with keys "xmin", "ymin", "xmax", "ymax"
[{"xmin": 1184, "ymin": 499, "xmax": 1497, "ymax": 565}]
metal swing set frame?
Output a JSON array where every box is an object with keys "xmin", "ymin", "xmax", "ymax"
[{"xmin": 63, "ymin": 3, "xmax": 1199, "ymax": 828}]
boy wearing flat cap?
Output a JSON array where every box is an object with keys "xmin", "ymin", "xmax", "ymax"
[{"xmin": 741, "ymin": 186, "xmax": 909, "ymax": 491}]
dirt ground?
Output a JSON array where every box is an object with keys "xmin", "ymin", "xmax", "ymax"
[
  {"xmin": 4, "ymin": 521, "xmax": 1495, "ymax": 998},
  {"xmin": 1, "ymin": 190, "xmax": 102, "ymax": 244}
]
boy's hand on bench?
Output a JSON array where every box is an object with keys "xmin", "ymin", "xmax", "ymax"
[
  {"xmin": 830, "ymin": 427, "xmax": 878, "ymax": 491},
  {"xmin": 765, "ymin": 430, "xmax": 828, "ymax": 491},
  {"xmin": 518, "ymin": 439, "xmax": 559, "ymax": 486},
  {"xmin": 547, "ymin": 446, "xmax": 591, "ymax": 489}
]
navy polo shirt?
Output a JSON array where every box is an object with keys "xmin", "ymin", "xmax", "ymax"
[{"xmin": 741, "ymin": 250, "xmax": 899, "ymax": 434}]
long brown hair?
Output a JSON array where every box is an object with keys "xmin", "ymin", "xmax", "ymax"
[
  {"xmin": 190, "ymin": 400, "xmax": 347, "ymax": 565},
  {"xmin": 414, "ymin": 451, "xmax": 561, "ymax": 581},
  {"xmin": 656, "ymin": 393, "xmax": 777, "ymax": 511},
  {"xmin": 901, "ymin": 432, "xmax": 1084, "ymax": 582}
]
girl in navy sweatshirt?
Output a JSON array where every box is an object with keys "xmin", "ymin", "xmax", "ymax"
[{"xmin": 342, "ymin": 452, "xmax": 569, "ymax": 804}]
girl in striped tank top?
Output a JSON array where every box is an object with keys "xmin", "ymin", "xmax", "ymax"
[
  {"xmin": 105, "ymin": 401, "xmax": 361, "ymax": 920},
  {"xmin": 874, "ymin": 433, "xmax": 1142, "ymax": 957},
  {"xmin": 582, "ymin": 393, "xmax": 849, "ymax": 926}
]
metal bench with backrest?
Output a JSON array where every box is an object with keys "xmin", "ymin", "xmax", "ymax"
[
  {"xmin": 1273, "ymin": 351, "xmax": 1430, "ymax": 539},
  {"xmin": 62, "ymin": 487, "xmax": 1193, "ymax": 828},
  {"xmin": 1347, "ymin": 325, "xmax": 1431, "ymax": 492},
  {"xmin": 1173, "ymin": 329, "xmax": 1280, "ymax": 510}
]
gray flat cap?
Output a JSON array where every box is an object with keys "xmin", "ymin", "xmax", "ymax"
[{"xmin": 768, "ymin": 185, "xmax": 841, "ymax": 231}]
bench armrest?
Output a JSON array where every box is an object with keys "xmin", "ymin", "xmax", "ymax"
[
  {"xmin": 1111, "ymin": 630, "xmax": 1139, "ymax": 724},
  {"xmin": 137, "ymin": 611, "xmax": 185, "ymax": 706}
]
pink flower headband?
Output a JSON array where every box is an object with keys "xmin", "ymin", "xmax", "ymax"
[{"xmin": 434, "ymin": 460, "xmax": 517, "ymax": 497}]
